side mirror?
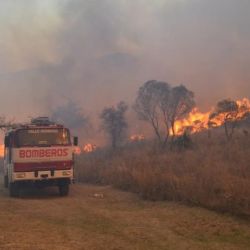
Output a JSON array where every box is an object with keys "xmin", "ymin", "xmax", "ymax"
[
  {"xmin": 73, "ymin": 136, "xmax": 78, "ymax": 146},
  {"xmin": 4, "ymin": 136, "xmax": 9, "ymax": 147}
]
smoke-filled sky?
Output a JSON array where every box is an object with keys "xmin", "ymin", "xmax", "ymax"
[{"xmin": 0, "ymin": 0, "xmax": 250, "ymax": 121}]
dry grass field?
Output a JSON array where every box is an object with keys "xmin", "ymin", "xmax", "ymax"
[
  {"xmin": 0, "ymin": 179, "xmax": 250, "ymax": 250},
  {"xmin": 0, "ymin": 129, "xmax": 250, "ymax": 249},
  {"xmin": 75, "ymin": 130, "xmax": 250, "ymax": 217}
]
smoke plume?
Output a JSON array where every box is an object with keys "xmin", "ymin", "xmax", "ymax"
[{"xmin": 0, "ymin": 0, "xmax": 249, "ymax": 123}]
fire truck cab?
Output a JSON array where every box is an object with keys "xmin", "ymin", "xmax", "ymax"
[{"xmin": 3, "ymin": 117, "xmax": 78, "ymax": 197}]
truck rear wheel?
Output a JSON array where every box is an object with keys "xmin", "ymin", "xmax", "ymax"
[
  {"xmin": 4, "ymin": 175, "xmax": 8, "ymax": 188},
  {"xmin": 9, "ymin": 183, "xmax": 20, "ymax": 197},
  {"xmin": 59, "ymin": 183, "xmax": 69, "ymax": 196}
]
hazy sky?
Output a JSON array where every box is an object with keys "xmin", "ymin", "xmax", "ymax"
[{"xmin": 0, "ymin": 0, "xmax": 250, "ymax": 121}]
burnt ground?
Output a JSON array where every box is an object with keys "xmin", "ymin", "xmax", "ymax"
[{"xmin": 0, "ymin": 178, "xmax": 250, "ymax": 250}]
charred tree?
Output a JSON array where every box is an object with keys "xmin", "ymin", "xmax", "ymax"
[
  {"xmin": 209, "ymin": 99, "xmax": 243, "ymax": 141},
  {"xmin": 100, "ymin": 101, "xmax": 128, "ymax": 149}
]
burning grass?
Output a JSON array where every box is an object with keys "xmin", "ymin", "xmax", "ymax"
[
  {"xmin": 173, "ymin": 98, "xmax": 250, "ymax": 135},
  {"xmin": 75, "ymin": 130, "xmax": 250, "ymax": 217}
]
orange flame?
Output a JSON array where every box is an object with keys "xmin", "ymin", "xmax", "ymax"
[
  {"xmin": 130, "ymin": 134, "xmax": 145, "ymax": 141},
  {"xmin": 83, "ymin": 143, "xmax": 97, "ymax": 153},
  {"xmin": 173, "ymin": 98, "xmax": 250, "ymax": 136}
]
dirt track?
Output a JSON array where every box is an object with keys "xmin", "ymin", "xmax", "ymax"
[{"xmin": 0, "ymin": 178, "xmax": 250, "ymax": 250}]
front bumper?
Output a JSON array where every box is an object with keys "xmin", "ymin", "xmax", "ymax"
[{"xmin": 12, "ymin": 169, "xmax": 73, "ymax": 182}]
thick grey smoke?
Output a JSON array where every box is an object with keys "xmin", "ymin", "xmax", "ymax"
[{"xmin": 0, "ymin": 0, "xmax": 249, "ymax": 123}]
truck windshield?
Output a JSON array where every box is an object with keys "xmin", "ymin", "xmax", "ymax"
[{"xmin": 15, "ymin": 128, "xmax": 71, "ymax": 147}]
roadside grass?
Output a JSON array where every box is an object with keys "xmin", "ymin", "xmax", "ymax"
[{"xmin": 75, "ymin": 130, "xmax": 250, "ymax": 217}]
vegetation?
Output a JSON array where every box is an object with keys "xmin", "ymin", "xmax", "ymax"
[
  {"xmin": 134, "ymin": 80, "xmax": 195, "ymax": 148},
  {"xmin": 168, "ymin": 85, "xmax": 195, "ymax": 138},
  {"xmin": 73, "ymin": 82, "xmax": 250, "ymax": 217},
  {"xmin": 100, "ymin": 101, "xmax": 128, "ymax": 149},
  {"xmin": 210, "ymin": 99, "xmax": 249, "ymax": 141},
  {"xmin": 134, "ymin": 80, "xmax": 171, "ymax": 147},
  {"xmin": 75, "ymin": 129, "xmax": 250, "ymax": 217}
]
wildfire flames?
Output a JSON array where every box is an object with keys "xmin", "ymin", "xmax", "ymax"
[
  {"xmin": 130, "ymin": 134, "xmax": 145, "ymax": 142},
  {"xmin": 0, "ymin": 99, "xmax": 249, "ymax": 156},
  {"xmin": 74, "ymin": 144, "xmax": 97, "ymax": 154},
  {"xmin": 174, "ymin": 98, "xmax": 250, "ymax": 135},
  {"xmin": 83, "ymin": 143, "xmax": 97, "ymax": 153}
]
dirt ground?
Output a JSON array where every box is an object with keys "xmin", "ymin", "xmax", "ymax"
[{"xmin": 0, "ymin": 179, "xmax": 249, "ymax": 250}]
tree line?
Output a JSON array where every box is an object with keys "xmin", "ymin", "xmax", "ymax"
[
  {"xmin": 98, "ymin": 80, "xmax": 250, "ymax": 149},
  {"xmin": 0, "ymin": 80, "xmax": 244, "ymax": 149}
]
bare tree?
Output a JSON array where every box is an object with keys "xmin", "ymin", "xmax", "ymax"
[
  {"xmin": 134, "ymin": 81, "xmax": 195, "ymax": 147},
  {"xmin": 167, "ymin": 85, "xmax": 195, "ymax": 139},
  {"xmin": 100, "ymin": 101, "xmax": 128, "ymax": 149},
  {"xmin": 134, "ymin": 80, "xmax": 171, "ymax": 147},
  {"xmin": 209, "ymin": 99, "xmax": 245, "ymax": 141}
]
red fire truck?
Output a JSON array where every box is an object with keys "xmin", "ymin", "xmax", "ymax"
[{"xmin": 3, "ymin": 117, "xmax": 78, "ymax": 197}]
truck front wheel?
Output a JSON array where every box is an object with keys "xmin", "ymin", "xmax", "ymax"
[
  {"xmin": 9, "ymin": 183, "xmax": 20, "ymax": 197},
  {"xmin": 58, "ymin": 183, "xmax": 69, "ymax": 196}
]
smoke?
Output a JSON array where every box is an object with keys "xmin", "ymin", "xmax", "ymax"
[
  {"xmin": 0, "ymin": 0, "xmax": 249, "ymax": 123},
  {"xmin": 0, "ymin": 1, "xmax": 62, "ymax": 74},
  {"xmin": 51, "ymin": 100, "xmax": 88, "ymax": 129}
]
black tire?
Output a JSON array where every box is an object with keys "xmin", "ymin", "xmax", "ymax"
[
  {"xmin": 4, "ymin": 175, "xmax": 8, "ymax": 188},
  {"xmin": 59, "ymin": 183, "xmax": 69, "ymax": 196},
  {"xmin": 9, "ymin": 183, "xmax": 19, "ymax": 197}
]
